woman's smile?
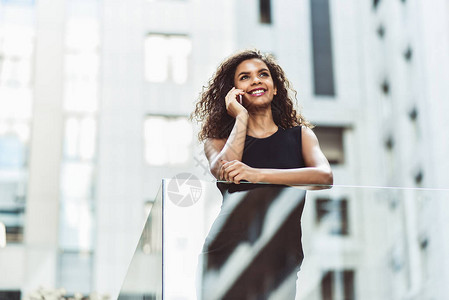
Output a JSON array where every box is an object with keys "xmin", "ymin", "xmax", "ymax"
[{"xmin": 248, "ymin": 88, "xmax": 267, "ymax": 96}]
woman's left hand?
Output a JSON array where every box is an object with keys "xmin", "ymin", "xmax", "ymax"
[{"xmin": 220, "ymin": 160, "xmax": 261, "ymax": 184}]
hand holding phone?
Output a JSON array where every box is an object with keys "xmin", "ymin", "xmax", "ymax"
[{"xmin": 225, "ymin": 87, "xmax": 247, "ymax": 118}]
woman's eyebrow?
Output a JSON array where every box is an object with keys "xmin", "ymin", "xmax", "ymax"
[{"xmin": 237, "ymin": 68, "xmax": 270, "ymax": 77}]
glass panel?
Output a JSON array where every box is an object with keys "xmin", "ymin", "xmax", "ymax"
[{"xmin": 118, "ymin": 185, "xmax": 163, "ymax": 300}]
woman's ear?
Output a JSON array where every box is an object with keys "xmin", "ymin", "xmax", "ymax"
[{"xmin": 274, "ymin": 87, "xmax": 277, "ymax": 95}]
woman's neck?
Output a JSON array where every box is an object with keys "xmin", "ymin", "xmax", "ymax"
[{"xmin": 246, "ymin": 108, "xmax": 278, "ymax": 138}]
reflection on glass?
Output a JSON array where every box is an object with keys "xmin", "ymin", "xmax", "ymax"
[{"xmin": 200, "ymin": 185, "xmax": 307, "ymax": 299}]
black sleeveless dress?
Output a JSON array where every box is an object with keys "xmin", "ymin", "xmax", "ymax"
[
  {"xmin": 201, "ymin": 126, "xmax": 307, "ymax": 299},
  {"xmin": 242, "ymin": 125, "xmax": 306, "ymax": 169}
]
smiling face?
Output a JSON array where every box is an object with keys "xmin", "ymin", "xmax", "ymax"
[{"xmin": 233, "ymin": 58, "xmax": 277, "ymax": 109}]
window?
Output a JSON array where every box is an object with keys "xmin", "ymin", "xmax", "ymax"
[
  {"xmin": 144, "ymin": 115, "xmax": 193, "ymax": 166},
  {"xmin": 64, "ymin": 117, "xmax": 96, "ymax": 161},
  {"xmin": 408, "ymin": 106, "xmax": 417, "ymax": 121},
  {"xmin": 414, "ymin": 169, "xmax": 423, "ymax": 186},
  {"xmin": 58, "ymin": 251, "xmax": 93, "ymax": 294},
  {"xmin": 0, "ymin": 222, "xmax": 5, "ymax": 247},
  {"xmin": 0, "ymin": 26, "xmax": 34, "ymax": 87},
  {"xmin": 313, "ymin": 126, "xmax": 345, "ymax": 165},
  {"xmin": 376, "ymin": 24, "xmax": 386, "ymax": 39},
  {"xmin": 0, "ymin": 0, "xmax": 35, "ymax": 5},
  {"xmin": 259, "ymin": 0, "xmax": 272, "ymax": 24},
  {"xmin": 310, "ymin": 0, "xmax": 335, "ymax": 96},
  {"xmin": 403, "ymin": 46, "xmax": 412, "ymax": 62},
  {"xmin": 58, "ymin": 0, "xmax": 100, "ymax": 294},
  {"xmin": 384, "ymin": 134, "xmax": 394, "ymax": 151},
  {"xmin": 316, "ymin": 197, "xmax": 349, "ymax": 235},
  {"xmin": 0, "ymin": 182, "xmax": 25, "ymax": 243},
  {"xmin": 373, "ymin": 0, "xmax": 381, "ymax": 10},
  {"xmin": 144, "ymin": 34, "xmax": 192, "ymax": 84},
  {"xmin": 321, "ymin": 270, "xmax": 355, "ymax": 300},
  {"xmin": 0, "ymin": 19, "xmax": 34, "ymax": 245},
  {"xmin": 0, "ymin": 291, "xmax": 21, "ymax": 300},
  {"xmin": 381, "ymin": 78, "xmax": 390, "ymax": 95},
  {"xmin": 0, "ymin": 134, "xmax": 26, "ymax": 168}
]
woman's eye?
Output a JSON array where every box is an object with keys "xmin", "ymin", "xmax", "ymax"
[
  {"xmin": 260, "ymin": 72, "xmax": 269, "ymax": 77},
  {"xmin": 240, "ymin": 75, "xmax": 249, "ymax": 80}
]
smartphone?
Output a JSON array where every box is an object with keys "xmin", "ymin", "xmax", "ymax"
[{"xmin": 238, "ymin": 94, "xmax": 243, "ymax": 104}]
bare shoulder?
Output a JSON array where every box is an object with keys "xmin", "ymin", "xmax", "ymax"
[{"xmin": 301, "ymin": 126, "xmax": 319, "ymax": 145}]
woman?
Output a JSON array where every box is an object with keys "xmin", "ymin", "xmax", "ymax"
[
  {"xmin": 192, "ymin": 49, "xmax": 333, "ymax": 299},
  {"xmin": 192, "ymin": 49, "xmax": 332, "ymax": 187}
]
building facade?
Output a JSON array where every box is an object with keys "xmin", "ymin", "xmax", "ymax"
[{"xmin": 0, "ymin": 0, "xmax": 449, "ymax": 299}]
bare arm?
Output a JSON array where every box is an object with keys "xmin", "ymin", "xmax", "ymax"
[
  {"xmin": 204, "ymin": 88, "xmax": 248, "ymax": 179},
  {"xmin": 222, "ymin": 126, "xmax": 333, "ymax": 187}
]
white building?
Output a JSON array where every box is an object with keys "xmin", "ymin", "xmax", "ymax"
[{"xmin": 0, "ymin": 0, "xmax": 448, "ymax": 299}]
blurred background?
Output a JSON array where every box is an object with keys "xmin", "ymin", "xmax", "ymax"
[{"xmin": 1, "ymin": 0, "xmax": 449, "ymax": 299}]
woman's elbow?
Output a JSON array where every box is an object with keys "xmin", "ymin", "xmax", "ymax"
[
  {"xmin": 325, "ymin": 170, "xmax": 334, "ymax": 185},
  {"xmin": 209, "ymin": 160, "xmax": 222, "ymax": 180},
  {"xmin": 319, "ymin": 168, "xmax": 333, "ymax": 186}
]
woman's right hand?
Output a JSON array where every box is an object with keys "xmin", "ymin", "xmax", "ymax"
[{"xmin": 225, "ymin": 87, "xmax": 247, "ymax": 118}]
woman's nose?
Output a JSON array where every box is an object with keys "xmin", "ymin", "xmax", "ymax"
[{"xmin": 251, "ymin": 76, "xmax": 261, "ymax": 85}]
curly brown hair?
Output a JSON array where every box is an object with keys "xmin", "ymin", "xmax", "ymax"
[{"xmin": 191, "ymin": 49, "xmax": 312, "ymax": 142}]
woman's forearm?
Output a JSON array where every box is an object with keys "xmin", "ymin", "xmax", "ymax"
[
  {"xmin": 209, "ymin": 112, "xmax": 248, "ymax": 177},
  {"xmin": 257, "ymin": 167, "xmax": 333, "ymax": 187}
]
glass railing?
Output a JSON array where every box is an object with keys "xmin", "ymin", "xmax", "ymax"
[
  {"xmin": 117, "ymin": 179, "xmax": 449, "ymax": 300},
  {"xmin": 118, "ymin": 186, "xmax": 163, "ymax": 300}
]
